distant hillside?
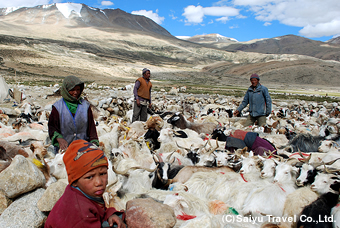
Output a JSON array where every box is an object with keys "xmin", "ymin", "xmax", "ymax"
[
  {"xmin": 0, "ymin": 4, "xmax": 339, "ymax": 92},
  {"xmin": 0, "ymin": 3, "xmax": 172, "ymax": 38},
  {"xmin": 328, "ymin": 36, "xmax": 340, "ymax": 45},
  {"xmin": 221, "ymin": 35, "xmax": 340, "ymax": 61},
  {"xmin": 179, "ymin": 34, "xmax": 238, "ymax": 48}
]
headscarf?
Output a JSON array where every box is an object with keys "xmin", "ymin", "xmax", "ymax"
[
  {"xmin": 63, "ymin": 139, "xmax": 108, "ymax": 184},
  {"xmin": 61, "ymin": 76, "xmax": 84, "ymax": 103},
  {"xmin": 142, "ymin": 68, "xmax": 150, "ymax": 75}
]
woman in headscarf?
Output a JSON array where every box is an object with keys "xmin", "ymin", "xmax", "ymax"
[{"xmin": 48, "ymin": 76, "xmax": 99, "ymax": 153}]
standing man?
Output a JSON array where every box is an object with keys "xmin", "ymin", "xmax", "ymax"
[
  {"xmin": 132, "ymin": 68, "xmax": 152, "ymax": 122},
  {"xmin": 234, "ymin": 73, "xmax": 272, "ymax": 126}
]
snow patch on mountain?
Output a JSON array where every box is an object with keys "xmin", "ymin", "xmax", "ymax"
[{"xmin": 56, "ymin": 3, "xmax": 82, "ymax": 18}]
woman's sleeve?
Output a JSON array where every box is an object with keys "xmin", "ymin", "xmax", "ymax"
[
  {"xmin": 48, "ymin": 106, "xmax": 63, "ymax": 146},
  {"xmin": 87, "ymin": 107, "xmax": 99, "ymax": 146}
]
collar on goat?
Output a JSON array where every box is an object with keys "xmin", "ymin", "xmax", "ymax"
[
  {"xmin": 240, "ymin": 173, "xmax": 247, "ymax": 182},
  {"xmin": 276, "ymin": 183, "xmax": 286, "ymax": 192}
]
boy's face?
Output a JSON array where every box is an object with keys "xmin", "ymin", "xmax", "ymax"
[{"xmin": 72, "ymin": 166, "xmax": 108, "ymax": 198}]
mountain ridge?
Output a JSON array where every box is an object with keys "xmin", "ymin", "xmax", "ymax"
[{"xmin": 0, "ymin": 3, "xmax": 339, "ymax": 92}]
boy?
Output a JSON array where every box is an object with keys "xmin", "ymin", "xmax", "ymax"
[{"xmin": 45, "ymin": 139, "xmax": 126, "ymax": 228}]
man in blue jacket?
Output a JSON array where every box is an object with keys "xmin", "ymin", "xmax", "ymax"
[{"xmin": 234, "ymin": 73, "xmax": 272, "ymax": 126}]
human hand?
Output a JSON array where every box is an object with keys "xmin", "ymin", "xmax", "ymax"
[
  {"xmin": 234, "ymin": 110, "xmax": 239, "ymax": 116},
  {"xmin": 148, "ymin": 103, "xmax": 152, "ymax": 109},
  {"xmin": 136, "ymin": 99, "xmax": 140, "ymax": 106},
  {"xmin": 107, "ymin": 214, "xmax": 126, "ymax": 228},
  {"xmin": 57, "ymin": 138, "xmax": 68, "ymax": 151}
]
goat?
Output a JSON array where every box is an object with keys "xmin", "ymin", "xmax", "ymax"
[
  {"xmin": 149, "ymin": 154, "xmax": 184, "ymax": 190},
  {"xmin": 297, "ymin": 180, "xmax": 340, "ymax": 228},
  {"xmin": 318, "ymin": 140, "xmax": 339, "ymax": 153},
  {"xmin": 241, "ymin": 159, "xmax": 300, "ymax": 217},
  {"xmin": 282, "ymin": 161, "xmax": 320, "ymax": 227},
  {"xmin": 287, "ymin": 133, "xmax": 325, "ymax": 152},
  {"xmin": 167, "ymin": 112, "xmax": 218, "ymax": 134},
  {"xmin": 168, "ymin": 165, "xmax": 234, "ymax": 185}
]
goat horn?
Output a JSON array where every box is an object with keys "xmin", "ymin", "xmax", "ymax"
[
  {"xmin": 272, "ymin": 154, "xmax": 284, "ymax": 162},
  {"xmin": 264, "ymin": 150, "xmax": 276, "ymax": 159},
  {"xmin": 286, "ymin": 157, "xmax": 300, "ymax": 166},
  {"xmin": 153, "ymin": 153, "xmax": 163, "ymax": 163},
  {"xmin": 324, "ymin": 158, "xmax": 340, "ymax": 166},
  {"xmin": 44, "ymin": 143, "xmax": 51, "ymax": 148},
  {"xmin": 166, "ymin": 151, "xmax": 176, "ymax": 163},
  {"xmin": 173, "ymin": 131, "xmax": 182, "ymax": 136},
  {"xmin": 176, "ymin": 141, "xmax": 190, "ymax": 151},
  {"xmin": 322, "ymin": 161, "xmax": 332, "ymax": 174},
  {"xmin": 298, "ymin": 149, "xmax": 311, "ymax": 163},
  {"xmin": 207, "ymin": 138, "xmax": 219, "ymax": 155},
  {"xmin": 105, "ymin": 178, "xmax": 119, "ymax": 192}
]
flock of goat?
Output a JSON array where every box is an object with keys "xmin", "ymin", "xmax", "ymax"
[{"xmin": 0, "ymin": 83, "xmax": 340, "ymax": 228}]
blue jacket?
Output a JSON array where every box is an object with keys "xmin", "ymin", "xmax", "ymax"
[{"xmin": 237, "ymin": 84, "xmax": 272, "ymax": 117}]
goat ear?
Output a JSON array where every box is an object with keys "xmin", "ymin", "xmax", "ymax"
[{"xmin": 249, "ymin": 151, "xmax": 254, "ymax": 157}]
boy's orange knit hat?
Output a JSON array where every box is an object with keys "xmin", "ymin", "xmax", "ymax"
[{"xmin": 63, "ymin": 139, "xmax": 108, "ymax": 184}]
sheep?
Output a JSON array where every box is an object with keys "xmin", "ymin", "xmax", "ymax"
[{"xmin": 167, "ymin": 112, "xmax": 218, "ymax": 134}]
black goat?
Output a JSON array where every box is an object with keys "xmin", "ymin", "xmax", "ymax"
[
  {"xmin": 211, "ymin": 128, "xmax": 228, "ymax": 141},
  {"xmin": 144, "ymin": 128, "xmax": 160, "ymax": 150},
  {"xmin": 149, "ymin": 154, "xmax": 183, "ymax": 190},
  {"xmin": 288, "ymin": 133, "xmax": 325, "ymax": 152},
  {"xmin": 297, "ymin": 180, "xmax": 340, "ymax": 228}
]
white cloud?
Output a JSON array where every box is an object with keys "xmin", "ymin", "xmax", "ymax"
[
  {"xmin": 182, "ymin": 5, "xmax": 205, "ymax": 23},
  {"xmin": 101, "ymin": 1, "xmax": 113, "ymax": 6},
  {"xmin": 233, "ymin": 0, "xmax": 340, "ymax": 38},
  {"xmin": 182, "ymin": 5, "xmax": 239, "ymax": 24},
  {"xmin": 0, "ymin": 0, "xmax": 55, "ymax": 8},
  {"xmin": 131, "ymin": 9, "xmax": 165, "ymax": 24},
  {"xmin": 216, "ymin": 16, "xmax": 229, "ymax": 23},
  {"xmin": 264, "ymin": 22, "xmax": 271, "ymax": 26},
  {"xmin": 300, "ymin": 19, "xmax": 340, "ymax": 37},
  {"xmin": 229, "ymin": 25, "xmax": 239, "ymax": 29}
]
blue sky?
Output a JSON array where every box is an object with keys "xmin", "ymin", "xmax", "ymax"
[{"xmin": 1, "ymin": 0, "xmax": 340, "ymax": 42}]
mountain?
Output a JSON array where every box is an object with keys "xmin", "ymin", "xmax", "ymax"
[
  {"xmin": 221, "ymin": 35, "xmax": 340, "ymax": 61},
  {"xmin": 178, "ymin": 34, "xmax": 238, "ymax": 48},
  {"xmin": 0, "ymin": 3, "xmax": 340, "ymax": 91},
  {"xmin": 328, "ymin": 36, "xmax": 340, "ymax": 45},
  {"xmin": 0, "ymin": 3, "xmax": 172, "ymax": 37}
]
